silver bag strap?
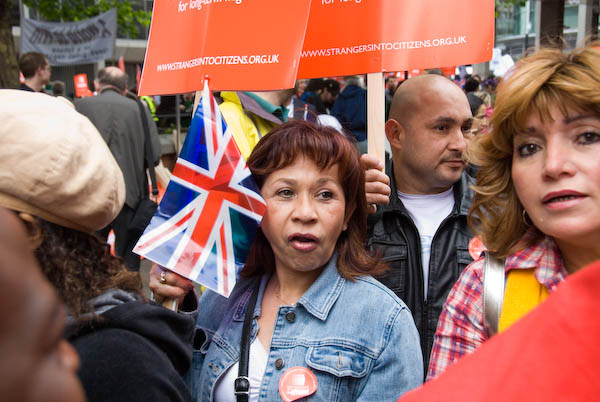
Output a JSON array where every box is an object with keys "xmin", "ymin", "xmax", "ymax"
[{"xmin": 482, "ymin": 251, "xmax": 506, "ymax": 337}]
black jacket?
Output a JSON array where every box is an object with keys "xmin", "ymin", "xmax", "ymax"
[
  {"xmin": 66, "ymin": 291, "xmax": 196, "ymax": 402},
  {"xmin": 367, "ymin": 162, "xmax": 475, "ymax": 371},
  {"xmin": 75, "ymin": 89, "xmax": 162, "ymax": 210}
]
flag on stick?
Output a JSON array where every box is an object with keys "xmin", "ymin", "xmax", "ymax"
[
  {"xmin": 118, "ymin": 56, "xmax": 126, "ymax": 73},
  {"xmin": 136, "ymin": 64, "xmax": 142, "ymax": 93},
  {"xmin": 134, "ymin": 81, "xmax": 266, "ymax": 297}
]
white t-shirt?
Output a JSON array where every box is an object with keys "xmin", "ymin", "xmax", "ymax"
[
  {"xmin": 214, "ymin": 338, "xmax": 269, "ymax": 402},
  {"xmin": 397, "ymin": 188, "xmax": 455, "ymax": 300}
]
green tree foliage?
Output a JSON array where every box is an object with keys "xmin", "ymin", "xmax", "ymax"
[
  {"xmin": 497, "ymin": 0, "xmax": 527, "ymax": 7},
  {"xmin": 496, "ymin": 0, "xmax": 527, "ymax": 16},
  {"xmin": 22, "ymin": 0, "xmax": 151, "ymax": 38}
]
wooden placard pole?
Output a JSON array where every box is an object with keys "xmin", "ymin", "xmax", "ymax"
[
  {"xmin": 367, "ymin": 72, "xmax": 385, "ymax": 166},
  {"xmin": 192, "ymin": 90, "xmax": 202, "ymax": 115},
  {"xmin": 175, "ymin": 94, "xmax": 182, "ymax": 154},
  {"xmin": 177, "ymin": 89, "xmax": 202, "ymax": 156},
  {"xmin": 162, "ymin": 298, "xmax": 179, "ymax": 310}
]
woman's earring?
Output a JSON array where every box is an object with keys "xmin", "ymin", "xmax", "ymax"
[{"xmin": 522, "ymin": 209, "xmax": 533, "ymax": 226}]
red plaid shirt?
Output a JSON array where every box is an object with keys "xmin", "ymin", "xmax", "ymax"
[{"xmin": 427, "ymin": 228, "xmax": 568, "ymax": 380}]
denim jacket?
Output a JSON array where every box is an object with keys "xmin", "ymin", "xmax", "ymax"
[{"xmin": 187, "ymin": 256, "xmax": 423, "ymax": 401}]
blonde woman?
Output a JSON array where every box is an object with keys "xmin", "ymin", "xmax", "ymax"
[{"xmin": 428, "ymin": 45, "xmax": 600, "ymax": 379}]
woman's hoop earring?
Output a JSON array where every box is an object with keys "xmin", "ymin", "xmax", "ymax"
[{"xmin": 522, "ymin": 209, "xmax": 533, "ymax": 226}]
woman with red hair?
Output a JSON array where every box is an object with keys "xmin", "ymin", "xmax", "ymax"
[{"xmin": 153, "ymin": 120, "xmax": 423, "ymax": 401}]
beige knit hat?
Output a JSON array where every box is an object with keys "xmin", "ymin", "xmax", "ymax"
[{"xmin": 0, "ymin": 90, "xmax": 125, "ymax": 233}]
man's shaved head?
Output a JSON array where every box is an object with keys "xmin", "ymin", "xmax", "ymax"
[
  {"xmin": 385, "ymin": 74, "xmax": 472, "ymax": 194},
  {"xmin": 389, "ymin": 75, "xmax": 465, "ymax": 129}
]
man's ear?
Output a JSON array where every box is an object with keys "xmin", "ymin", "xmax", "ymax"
[
  {"xmin": 385, "ymin": 119, "xmax": 404, "ymax": 150},
  {"xmin": 17, "ymin": 213, "xmax": 43, "ymax": 250},
  {"xmin": 93, "ymin": 80, "xmax": 100, "ymax": 92}
]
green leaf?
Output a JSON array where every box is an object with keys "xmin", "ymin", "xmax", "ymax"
[{"xmin": 23, "ymin": 0, "xmax": 151, "ymax": 38}]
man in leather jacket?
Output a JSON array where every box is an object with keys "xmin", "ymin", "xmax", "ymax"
[{"xmin": 367, "ymin": 74, "xmax": 476, "ymax": 373}]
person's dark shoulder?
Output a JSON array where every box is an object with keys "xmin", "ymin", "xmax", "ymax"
[
  {"xmin": 102, "ymin": 90, "xmax": 139, "ymax": 109},
  {"xmin": 19, "ymin": 83, "xmax": 35, "ymax": 92},
  {"xmin": 73, "ymin": 328, "xmax": 192, "ymax": 402},
  {"xmin": 73, "ymin": 95, "xmax": 93, "ymax": 108}
]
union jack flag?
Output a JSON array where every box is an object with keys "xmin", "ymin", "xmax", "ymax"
[{"xmin": 134, "ymin": 81, "xmax": 266, "ymax": 297}]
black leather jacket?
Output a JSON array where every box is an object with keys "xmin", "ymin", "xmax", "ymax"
[{"xmin": 367, "ymin": 162, "xmax": 475, "ymax": 372}]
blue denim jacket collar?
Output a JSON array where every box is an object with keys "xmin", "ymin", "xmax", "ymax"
[
  {"xmin": 230, "ymin": 254, "xmax": 344, "ymax": 323},
  {"xmin": 297, "ymin": 255, "xmax": 345, "ymax": 321}
]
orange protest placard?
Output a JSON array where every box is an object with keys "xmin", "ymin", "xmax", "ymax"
[
  {"xmin": 298, "ymin": 0, "xmax": 494, "ymax": 78},
  {"xmin": 138, "ymin": 0, "xmax": 311, "ymax": 95},
  {"xmin": 73, "ymin": 73, "xmax": 92, "ymax": 98}
]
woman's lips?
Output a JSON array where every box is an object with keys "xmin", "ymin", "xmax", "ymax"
[
  {"xmin": 288, "ymin": 233, "xmax": 319, "ymax": 252},
  {"xmin": 542, "ymin": 190, "xmax": 587, "ymax": 209}
]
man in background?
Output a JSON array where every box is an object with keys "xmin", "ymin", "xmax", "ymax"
[
  {"xmin": 332, "ymin": 75, "xmax": 367, "ymax": 151},
  {"xmin": 18, "ymin": 52, "xmax": 51, "ymax": 92},
  {"xmin": 75, "ymin": 66, "xmax": 161, "ymax": 270},
  {"xmin": 367, "ymin": 74, "xmax": 476, "ymax": 372}
]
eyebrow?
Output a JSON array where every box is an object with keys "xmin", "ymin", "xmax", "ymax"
[
  {"xmin": 274, "ymin": 177, "xmax": 338, "ymax": 186},
  {"xmin": 432, "ymin": 117, "xmax": 456, "ymax": 124},
  {"xmin": 523, "ymin": 114, "xmax": 599, "ymax": 133},
  {"xmin": 520, "ymin": 127, "xmax": 539, "ymax": 136},
  {"xmin": 431, "ymin": 116, "xmax": 473, "ymax": 125},
  {"xmin": 315, "ymin": 177, "xmax": 338, "ymax": 186},
  {"xmin": 564, "ymin": 114, "xmax": 598, "ymax": 124}
]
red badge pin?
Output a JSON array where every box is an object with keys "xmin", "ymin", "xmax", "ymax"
[
  {"xmin": 279, "ymin": 366, "xmax": 318, "ymax": 402},
  {"xmin": 468, "ymin": 236, "xmax": 487, "ymax": 260}
]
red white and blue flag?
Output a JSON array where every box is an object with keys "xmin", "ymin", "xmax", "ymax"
[{"xmin": 134, "ymin": 81, "xmax": 266, "ymax": 297}]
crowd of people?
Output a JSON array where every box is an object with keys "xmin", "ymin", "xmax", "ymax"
[{"xmin": 2, "ymin": 42, "xmax": 599, "ymax": 401}]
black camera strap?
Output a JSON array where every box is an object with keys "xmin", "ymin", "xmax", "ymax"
[{"xmin": 235, "ymin": 280, "xmax": 260, "ymax": 402}]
